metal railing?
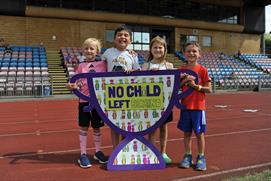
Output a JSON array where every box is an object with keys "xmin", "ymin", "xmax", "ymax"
[
  {"xmin": 0, "ymin": 76, "xmax": 52, "ymax": 98},
  {"xmin": 212, "ymin": 75, "xmax": 271, "ymax": 92}
]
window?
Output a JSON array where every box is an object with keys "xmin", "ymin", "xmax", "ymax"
[
  {"xmin": 130, "ymin": 31, "xmax": 150, "ymax": 51},
  {"xmin": 26, "ymin": 0, "xmax": 241, "ymax": 25},
  {"xmin": 142, "ymin": 33, "xmax": 150, "ymax": 43},
  {"xmin": 180, "ymin": 34, "xmax": 199, "ymax": 50},
  {"xmin": 187, "ymin": 35, "xmax": 198, "ymax": 43},
  {"xmin": 105, "ymin": 30, "xmax": 115, "ymax": 43},
  {"xmin": 133, "ymin": 32, "xmax": 142, "ymax": 43},
  {"xmin": 202, "ymin": 36, "xmax": 212, "ymax": 47}
]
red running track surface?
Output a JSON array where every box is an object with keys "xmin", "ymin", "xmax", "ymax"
[{"xmin": 0, "ymin": 92, "xmax": 271, "ymax": 181}]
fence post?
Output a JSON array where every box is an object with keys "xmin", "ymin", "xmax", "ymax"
[
  {"xmin": 258, "ymin": 76, "xmax": 262, "ymax": 92},
  {"xmin": 212, "ymin": 77, "xmax": 216, "ymax": 93}
]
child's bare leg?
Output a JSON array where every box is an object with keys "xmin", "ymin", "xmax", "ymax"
[
  {"xmin": 160, "ymin": 124, "xmax": 167, "ymax": 153},
  {"xmin": 93, "ymin": 128, "xmax": 101, "ymax": 153},
  {"xmin": 183, "ymin": 132, "xmax": 192, "ymax": 154},
  {"xmin": 160, "ymin": 124, "xmax": 172, "ymax": 163},
  {"xmin": 79, "ymin": 127, "xmax": 89, "ymax": 155},
  {"xmin": 111, "ymin": 129, "xmax": 120, "ymax": 149},
  {"xmin": 149, "ymin": 129, "xmax": 158, "ymax": 146},
  {"xmin": 196, "ymin": 133, "xmax": 205, "ymax": 155}
]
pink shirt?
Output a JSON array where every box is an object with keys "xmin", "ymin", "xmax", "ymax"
[{"xmin": 75, "ymin": 61, "xmax": 107, "ymax": 102}]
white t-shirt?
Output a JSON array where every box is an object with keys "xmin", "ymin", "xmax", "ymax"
[{"xmin": 101, "ymin": 47, "xmax": 141, "ymax": 71}]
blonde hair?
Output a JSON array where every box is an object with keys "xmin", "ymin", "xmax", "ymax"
[
  {"xmin": 82, "ymin": 38, "xmax": 102, "ymax": 53},
  {"xmin": 148, "ymin": 36, "xmax": 167, "ymax": 61}
]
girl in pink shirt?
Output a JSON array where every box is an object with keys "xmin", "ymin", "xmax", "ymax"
[{"xmin": 67, "ymin": 38, "xmax": 108, "ymax": 168}]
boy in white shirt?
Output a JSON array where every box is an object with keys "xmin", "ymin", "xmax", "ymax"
[
  {"xmin": 102, "ymin": 25, "xmax": 141, "ymax": 72},
  {"xmin": 101, "ymin": 25, "xmax": 141, "ymax": 148}
]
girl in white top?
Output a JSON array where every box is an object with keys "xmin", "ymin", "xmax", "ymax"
[{"xmin": 142, "ymin": 36, "xmax": 174, "ymax": 164}]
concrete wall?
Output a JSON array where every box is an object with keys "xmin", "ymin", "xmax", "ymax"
[
  {"xmin": 0, "ymin": 14, "xmax": 260, "ymax": 54},
  {"xmin": 175, "ymin": 27, "xmax": 261, "ymax": 54},
  {"xmin": 0, "ymin": 15, "xmax": 121, "ymax": 50}
]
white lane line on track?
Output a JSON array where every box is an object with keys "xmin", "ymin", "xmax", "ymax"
[
  {"xmin": 1, "ymin": 127, "xmax": 271, "ymax": 159},
  {"xmin": 0, "ymin": 111, "xmax": 269, "ymax": 125},
  {"xmin": 0, "ymin": 129, "xmax": 78, "ymax": 137},
  {"xmin": 172, "ymin": 162, "xmax": 271, "ymax": 181},
  {"xmin": 1, "ymin": 124, "xmax": 271, "ymax": 138},
  {"xmin": 0, "ymin": 118, "xmax": 75, "ymax": 125},
  {"xmin": 0, "ymin": 145, "xmax": 112, "ymax": 159},
  {"xmin": 1, "ymin": 112, "xmax": 270, "ymax": 136}
]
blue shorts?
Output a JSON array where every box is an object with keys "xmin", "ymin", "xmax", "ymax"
[{"xmin": 177, "ymin": 110, "xmax": 206, "ymax": 134}]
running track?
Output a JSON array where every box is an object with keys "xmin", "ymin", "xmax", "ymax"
[{"xmin": 0, "ymin": 92, "xmax": 270, "ymax": 181}]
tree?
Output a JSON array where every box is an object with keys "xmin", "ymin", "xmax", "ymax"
[{"xmin": 265, "ymin": 33, "xmax": 271, "ymax": 54}]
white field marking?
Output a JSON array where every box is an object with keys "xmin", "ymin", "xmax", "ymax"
[
  {"xmin": 0, "ymin": 108, "xmax": 269, "ymax": 126},
  {"xmin": 167, "ymin": 127, "xmax": 271, "ymax": 142},
  {"xmin": 1, "ymin": 106, "xmax": 270, "ymax": 126},
  {"xmin": 0, "ymin": 129, "xmax": 78, "ymax": 137},
  {"xmin": 172, "ymin": 162, "xmax": 271, "ymax": 181},
  {"xmin": 0, "ymin": 123, "xmax": 271, "ymax": 139},
  {"xmin": 0, "ymin": 111, "xmax": 269, "ymax": 133},
  {"xmin": 1, "ymin": 127, "xmax": 271, "ymax": 159},
  {"xmin": 0, "ymin": 145, "xmax": 113, "ymax": 159},
  {"xmin": 2, "ymin": 116, "xmax": 271, "ymax": 138},
  {"xmin": 0, "ymin": 118, "xmax": 75, "ymax": 125}
]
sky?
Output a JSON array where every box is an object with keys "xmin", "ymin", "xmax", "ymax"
[{"xmin": 266, "ymin": 5, "xmax": 271, "ymax": 33}]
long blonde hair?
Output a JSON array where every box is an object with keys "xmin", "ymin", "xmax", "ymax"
[{"xmin": 148, "ymin": 36, "xmax": 167, "ymax": 62}]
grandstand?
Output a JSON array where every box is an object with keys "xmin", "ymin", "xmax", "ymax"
[
  {"xmin": 0, "ymin": 0, "xmax": 270, "ymax": 97},
  {"xmin": 0, "ymin": 45, "xmax": 51, "ymax": 97}
]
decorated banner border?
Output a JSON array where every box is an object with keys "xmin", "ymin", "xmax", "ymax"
[
  {"xmin": 107, "ymin": 135, "xmax": 166, "ymax": 170},
  {"xmin": 70, "ymin": 69, "xmax": 198, "ymax": 137},
  {"xmin": 70, "ymin": 69, "xmax": 198, "ymax": 171}
]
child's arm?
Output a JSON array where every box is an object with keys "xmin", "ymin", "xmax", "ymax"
[
  {"xmin": 66, "ymin": 63, "xmax": 82, "ymax": 90},
  {"xmin": 187, "ymin": 80, "xmax": 212, "ymax": 93},
  {"xmin": 66, "ymin": 82, "xmax": 78, "ymax": 90},
  {"xmin": 141, "ymin": 63, "xmax": 148, "ymax": 71},
  {"xmin": 125, "ymin": 56, "xmax": 141, "ymax": 73},
  {"xmin": 180, "ymin": 74, "xmax": 195, "ymax": 87},
  {"xmin": 128, "ymin": 49, "xmax": 138, "ymax": 57},
  {"xmin": 166, "ymin": 62, "xmax": 174, "ymax": 70}
]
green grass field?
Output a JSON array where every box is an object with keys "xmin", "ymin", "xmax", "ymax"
[{"xmin": 223, "ymin": 170, "xmax": 271, "ymax": 181}]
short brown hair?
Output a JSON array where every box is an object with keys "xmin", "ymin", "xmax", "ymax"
[
  {"xmin": 183, "ymin": 42, "xmax": 201, "ymax": 52},
  {"xmin": 114, "ymin": 25, "xmax": 132, "ymax": 38}
]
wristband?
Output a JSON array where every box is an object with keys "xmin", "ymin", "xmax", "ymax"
[{"xmin": 197, "ymin": 85, "xmax": 202, "ymax": 91}]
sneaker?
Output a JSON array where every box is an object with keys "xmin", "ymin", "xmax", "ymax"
[
  {"xmin": 78, "ymin": 154, "xmax": 92, "ymax": 168},
  {"xmin": 93, "ymin": 151, "xmax": 108, "ymax": 164},
  {"xmin": 196, "ymin": 155, "xmax": 207, "ymax": 171},
  {"xmin": 179, "ymin": 154, "xmax": 193, "ymax": 168},
  {"xmin": 162, "ymin": 153, "xmax": 172, "ymax": 164}
]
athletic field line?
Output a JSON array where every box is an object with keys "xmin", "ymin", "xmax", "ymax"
[
  {"xmin": 1, "ymin": 127, "xmax": 271, "ymax": 159},
  {"xmin": 172, "ymin": 162, "xmax": 271, "ymax": 181},
  {"xmin": 1, "ymin": 112, "xmax": 270, "ymax": 137},
  {"xmin": 0, "ymin": 111, "xmax": 269, "ymax": 125}
]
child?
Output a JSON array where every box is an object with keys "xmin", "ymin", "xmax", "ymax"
[
  {"xmin": 141, "ymin": 36, "xmax": 174, "ymax": 164},
  {"xmin": 66, "ymin": 38, "xmax": 108, "ymax": 168},
  {"xmin": 101, "ymin": 25, "xmax": 141, "ymax": 148},
  {"xmin": 178, "ymin": 42, "xmax": 212, "ymax": 171}
]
